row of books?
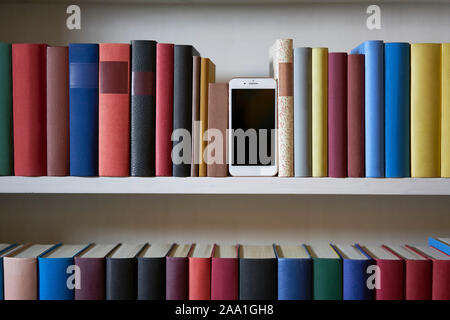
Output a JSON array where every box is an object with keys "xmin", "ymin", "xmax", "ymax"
[
  {"xmin": 0, "ymin": 40, "xmax": 449, "ymax": 178},
  {"xmin": 0, "ymin": 238, "xmax": 449, "ymax": 300},
  {"xmin": 271, "ymin": 40, "xmax": 450, "ymax": 178}
]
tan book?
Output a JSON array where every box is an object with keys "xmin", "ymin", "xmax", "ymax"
[
  {"xmin": 3, "ymin": 243, "xmax": 57, "ymax": 300},
  {"xmin": 199, "ymin": 58, "xmax": 216, "ymax": 176},
  {"xmin": 207, "ymin": 83, "xmax": 229, "ymax": 177}
]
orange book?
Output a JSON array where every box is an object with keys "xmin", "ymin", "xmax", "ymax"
[
  {"xmin": 99, "ymin": 43, "xmax": 130, "ymax": 176},
  {"xmin": 188, "ymin": 244, "xmax": 215, "ymax": 300}
]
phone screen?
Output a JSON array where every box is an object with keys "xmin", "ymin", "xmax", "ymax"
[{"xmin": 231, "ymin": 88, "xmax": 275, "ymax": 166}]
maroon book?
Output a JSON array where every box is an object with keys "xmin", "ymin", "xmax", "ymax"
[
  {"xmin": 211, "ymin": 245, "xmax": 239, "ymax": 300},
  {"xmin": 347, "ymin": 54, "xmax": 365, "ymax": 177},
  {"xmin": 46, "ymin": 46, "xmax": 69, "ymax": 176},
  {"xmin": 166, "ymin": 244, "xmax": 193, "ymax": 300},
  {"xmin": 12, "ymin": 44, "xmax": 47, "ymax": 176},
  {"xmin": 155, "ymin": 43, "xmax": 174, "ymax": 176},
  {"xmin": 328, "ymin": 52, "xmax": 347, "ymax": 177}
]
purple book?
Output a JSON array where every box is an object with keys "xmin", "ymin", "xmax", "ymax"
[
  {"xmin": 166, "ymin": 244, "xmax": 192, "ymax": 300},
  {"xmin": 74, "ymin": 244, "xmax": 118, "ymax": 300},
  {"xmin": 328, "ymin": 53, "xmax": 348, "ymax": 177}
]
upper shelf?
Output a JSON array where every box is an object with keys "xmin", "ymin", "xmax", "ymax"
[
  {"xmin": 27, "ymin": 0, "xmax": 449, "ymax": 3},
  {"xmin": 0, "ymin": 177, "xmax": 449, "ymax": 195}
]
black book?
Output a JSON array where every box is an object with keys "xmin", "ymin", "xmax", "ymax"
[
  {"xmin": 173, "ymin": 45, "xmax": 200, "ymax": 177},
  {"xmin": 137, "ymin": 243, "xmax": 173, "ymax": 300},
  {"xmin": 130, "ymin": 40, "xmax": 157, "ymax": 176},
  {"xmin": 106, "ymin": 243, "xmax": 145, "ymax": 300},
  {"xmin": 239, "ymin": 245, "xmax": 278, "ymax": 300}
]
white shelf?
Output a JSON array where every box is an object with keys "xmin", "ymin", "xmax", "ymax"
[{"xmin": 0, "ymin": 177, "xmax": 449, "ymax": 195}]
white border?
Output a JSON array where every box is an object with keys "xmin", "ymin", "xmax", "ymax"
[{"xmin": 228, "ymin": 78, "xmax": 278, "ymax": 177}]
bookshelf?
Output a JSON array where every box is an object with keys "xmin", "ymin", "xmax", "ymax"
[
  {"xmin": 1, "ymin": 177, "xmax": 450, "ymax": 195},
  {"xmin": 0, "ymin": 1, "xmax": 449, "ymax": 248}
]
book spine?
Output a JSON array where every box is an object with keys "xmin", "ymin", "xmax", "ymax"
[
  {"xmin": 328, "ymin": 52, "xmax": 348, "ymax": 177},
  {"xmin": 207, "ymin": 83, "xmax": 229, "ymax": 177},
  {"xmin": 69, "ymin": 43, "xmax": 99, "ymax": 177},
  {"xmin": 137, "ymin": 257, "xmax": 166, "ymax": 300},
  {"xmin": 278, "ymin": 258, "xmax": 312, "ymax": 300},
  {"xmin": 442, "ymin": 43, "xmax": 450, "ymax": 177},
  {"xmin": 0, "ymin": 43, "xmax": 13, "ymax": 176},
  {"xmin": 47, "ymin": 46, "xmax": 70, "ymax": 176},
  {"xmin": 431, "ymin": 260, "xmax": 450, "ymax": 300},
  {"xmin": 428, "ymin": 237, "xmax": 450, "ymax": 256},
  {"xmin": 211, "ymin": 258, "xmax": 238, "ymax": 300},
  {"xmin": 155, "ymin": 43, "xmax": 174, "ymax": 176},
  {"xmin": 293, "ymin": 47, "xmax": 312, "ymax": 177},
  {"xmin": 189, "ymin": 257, "xmax": 211, "ymax": 300},
  {"xmin": 239, "ymin": 258, "xmax": 277, "ymax": 300},
  {"xmin": 74, "ymin": 257, "xmax": 105, "ymax": 300},
  {"xmin": 199, "ymin": 58, "xmax": 216, "ymax": 177},
  {"xmin": 99, "ymin": 43, "xmax": 130, "ymax": 177},
  {"xmin": 173, "ymin": 45, "xmax": 197, "ymax": 177},
  {"xmin": 166, "ymin": 257, "xmax": 188, "ymax": 300},
  {"xmin": 375, "ymin": 259, "xmax": 404, "ymax": 300},
  {"xmin": 130, "ymin": 40, "xmax": 157, "ymax": 177},
  {"xmin": 191, "ymin": 56, "xmax": 201, "ymax": 177},
  {"xmin": 12, "ymin": 44, "xmax": 47, "ymax": 176},
  {"xmin": 0, "ymin": 257, "xmax": 3, "ymax": 300},
  {"xmin": 38, "ymin": 257, "xmax": 74, "ymax": 300},
  {"xmin": 275, "ymin": 39, "xmax": 294, "ymax": 177},
  {"xmin": 106, "ymin": 258, "xmax": 137, "ymax": 300},
  {"xmin": 3, "ymin": 257, "xmax": 38, "ymax": 300},
  {"xmin": 342, "ymin": 259, "xmax": 373, "ymax": 300},
  {"xmin": 347, "ymin": 54, "xmax": 365, "ymax": 177},
  {"xmin": 385, "ymin": 43, "xmax": 410, "ymax": 178},
  {"xmin": 411, "ymin": 43, "xmax": 441, "ymax": 177},
  {"xmin": 360, "ymin": 41, "xmax": 385, "ymax": 177},
  {"xmin": 312, "ymin": 48, "xmax": 328, "ymax": 177},
  {"xmin": 405, "ymin": 260, "xmax": 432, "ymax": 300},
  {"xmin": 313, "ymin": 258, "xmax": 342, "ymax": 300}
]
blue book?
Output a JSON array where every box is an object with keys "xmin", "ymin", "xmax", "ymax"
[
  {"xmin": 333, "ymin": 244, "xmax": 373, "ymax": 300},
  {"xmin": 0, "ymin": 244, "xmax": 18, "ymax": 300},
  {"xmin": 69, "ymin": 44, "xmax": 99, "ymax": 176},
  {"xmin": 385, "ymin": 43, "xmax": 410, "ymax": 177},
  {"xmin": 351, "ymin": 40, "xmax": 385, "ymax": 178},
  {"xmin": 274, "ymin": 244, "xmax": 312, "ymax": 300},
  {"xmin": 38, "ymin": 244, "xmax": 90, "ymax": 300},
  {"xmin": 428, "ymin": 237, "xmax": 450, "ymax": 256}
]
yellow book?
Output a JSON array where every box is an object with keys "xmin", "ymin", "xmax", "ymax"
[
  {"xmin": 199, "ymin": 58, "xmax": 216, "ymax": 177},
  {"xmin": 312, "ymin": 48, "xmax": 328, "ymax": 177},
  {"xmin": 411, "ymin": 43, "xmax": 441, "ymax": 177},
  {"xmin": 442, "ymin": 43, "xmax": 450, "ymax": 177}
]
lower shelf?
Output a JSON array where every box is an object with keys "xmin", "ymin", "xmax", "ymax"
[{"xmin": 0, "ymin": 176, "xmax": 449, "ymax": 195}]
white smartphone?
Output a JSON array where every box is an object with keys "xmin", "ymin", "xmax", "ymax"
[{"xmin": 228, "ymin": 78, "xmax": 277, "ymax": 176}]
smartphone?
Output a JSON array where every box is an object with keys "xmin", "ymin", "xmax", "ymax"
[{"xmin": 228, "ymin": 78, "xmax": 277, "ymax": 176}]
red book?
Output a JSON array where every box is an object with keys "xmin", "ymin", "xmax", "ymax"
[
  {"xmin": 211, "ymin": 245, "xmax": 239, "ymax": 300},
  {"xmin": 189, "ymin": 244, "xmax": 214, "ymax": 300},
  {"xmin": 99, "ymin": 43, "xmax": 130, "ymax": 177},
  {"xmin": 347, "ymin": 54, "xmax": 365, "ymax": 177},
  {"xmin": 406, "ymin": 245, "xmax": 450, "ymax": 300},
  {"xmin": 12, "ymin": 44, "xmax": 47, "ymax": 176},
  {"xmin": 47, "ymin": 46, "xmax": 69, "ymax": 176},
  {"xmin": 328, "ymin": 53, "xmax": 347, "ymax": 177},
  {"xmin": 384, "ymin": 245, "xmax": 432, "ymax": 300},
  {"xmin": 360, "ymin": 245, "xmax": 404, "ymax": 300},
  {"xmin": 155, "ymin": 43, "xmax": 174, "ymax": 176}
]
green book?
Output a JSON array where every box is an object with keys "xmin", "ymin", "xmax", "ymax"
[
  {"xmin": 0, "ymin": 42, "xmax": 13, "ymax": 175},
  {"xmin": 308, "ymin": 244, "xmax": 343, "ymax": 300}
]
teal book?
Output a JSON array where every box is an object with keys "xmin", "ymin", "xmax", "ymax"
[
  {"xmin": 0, "ymin": 43, "xmax": 13, "ymax": 175},
  {"xmin": 307, "ymin": 244, "xmax": 343, "ymax": 300}
]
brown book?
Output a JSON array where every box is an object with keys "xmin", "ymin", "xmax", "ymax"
[
  {"xmin": 47, "ymin": 46, "xmax": 70, "ymax": 176},
  {"xmin": 191, "ymin": 56, "xmax": 201, "ymax": 176},
  {"xmin": 3, "ymin": 244, "xmax": 57, "ymax": 300},
  {"xmin": 207, "ymin": 83, "xmax": 229, "ymax": 177}
]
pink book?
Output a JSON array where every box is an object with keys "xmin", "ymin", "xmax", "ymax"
[{"xmin": 3, "ymin": 244, "xmax": 57, "ymax": 300}]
